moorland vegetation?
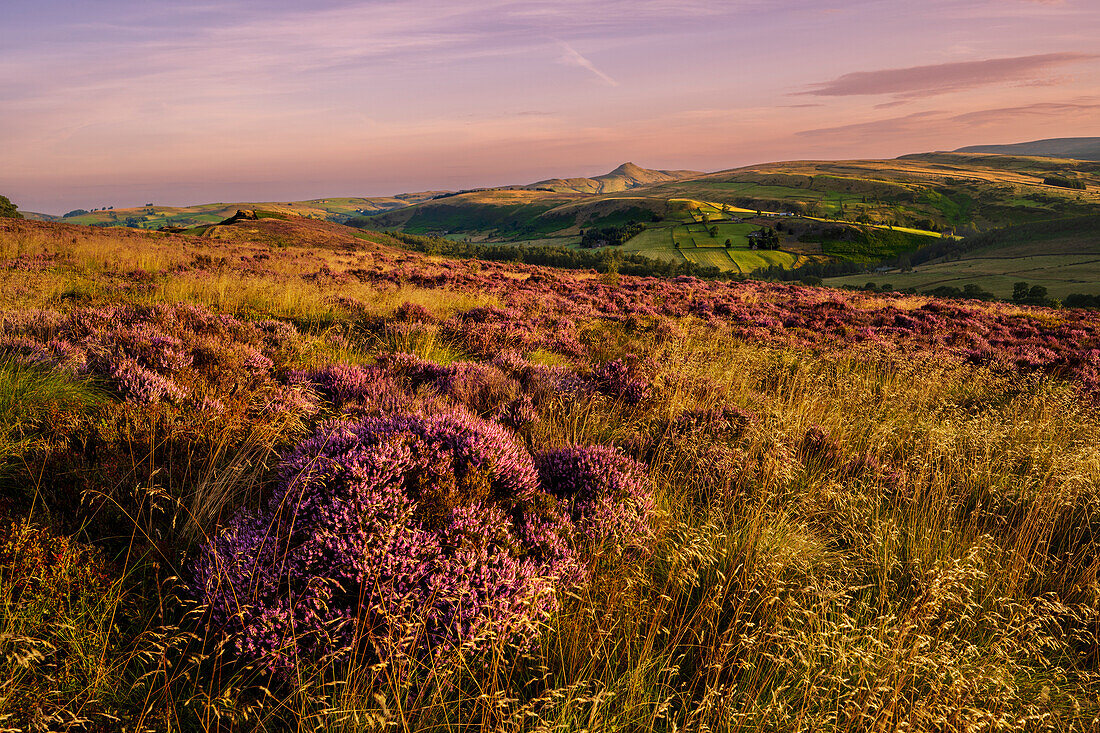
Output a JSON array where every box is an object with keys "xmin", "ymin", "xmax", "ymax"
[{"xmin": 1, "ymin": 212, "xmax": 1099, "ymax": 731}]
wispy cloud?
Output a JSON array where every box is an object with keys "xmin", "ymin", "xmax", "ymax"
[
  {"xmin": 950, "ymin": 100, "xmax": 1100, "ymax": 124},
  {"xmin": 797, "ymin": 53, "xmax": 1097, "ymax": 99},
  {"xmin": 797, "ymin": 99, "xmax": 1100, "ymax": 139},
  {"xmin": 555, "ymin": 40, "xmax": 618, "ymax": 86}
]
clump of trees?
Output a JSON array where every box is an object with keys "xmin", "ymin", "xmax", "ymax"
[
  {"xmin": 579, "ymin": 222, "xmax": 646, "ymax": 249},
  {"xmin": 856, "ymin": 282, "xmax": 996, "ymax": 301},
  {"xmin": 1012, "ymin": 281, "xmax": 1057, "ymax": 307},
  {"xmin": 0, "ymin": 195, "xmax": 23, "ymax": 219},
  {"xmin": 750, "ymin": 227, "xmax": 781, "ymax": 249},
  {"xmin": 1065, "ymin": 293, "xmax": 1100, "ymax": 309},
  {"xmin": 1043, "ymin": 176, "xmax": 1086, "ymax": 190}
]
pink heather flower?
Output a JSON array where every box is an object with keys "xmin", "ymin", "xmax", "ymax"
[
  {"xmin": 109, "ymin": 356, "xmax": 188, "ymax": 403},
  {"xmin": 534, "ymin": 445, "xmax": 655, "ymax": 554},
  {"xmin": 192, "ymin": 409, "xmax": 577, "ymax": 676}
]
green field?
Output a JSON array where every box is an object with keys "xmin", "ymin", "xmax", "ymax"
[
  {"xmin": 620, "ymin": 226, "xmax": 680, "ymax": 261},
  {"xmin": 829, "ymin": 255, "xmax": 1100, "ymax": 299},
  {"xmin": 828, "ymin": 215, "xmax": 1100, "ymax": 298},
  {"xmin": 681, "ymin": 248, "xmax": 737, "ymax": 270},
  {"xmin": 611, "ymin": 217, "xmax": 808, "ymax": 273}
]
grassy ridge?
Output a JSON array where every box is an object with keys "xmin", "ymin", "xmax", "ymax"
[{"xmin": 48, "ymin": 194, "xmax": 445, "ymax": 230}]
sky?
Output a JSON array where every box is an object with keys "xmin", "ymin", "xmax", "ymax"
[{"xmin": 2, "ymin": 0, "xmax": 1099, "ymax": 214}]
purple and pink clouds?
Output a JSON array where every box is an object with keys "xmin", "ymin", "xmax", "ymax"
[{"xmin": 2, "ymin": 0, "xmax": 1099, "ymax": 213}]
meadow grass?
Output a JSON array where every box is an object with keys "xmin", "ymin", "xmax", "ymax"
[
  {"xmin": 829, "ymin": 255, "xmax": 1100, "ymax": 299},
  {"xmin": 187, "ymin": 331, "xmax": 1097, "ymax": 732},
  {"xmin": 0, "ymin": 358, "xmax": 107, "ymax": 489}
]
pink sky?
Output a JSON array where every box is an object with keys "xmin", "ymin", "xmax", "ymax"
[{"xmin": 3, "ymin": 0, "xmax": 1099, "ymax": 214}]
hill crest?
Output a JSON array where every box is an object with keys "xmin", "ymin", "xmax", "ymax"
[
  {"xmin": 529, "ymin": 162, "xmax": 702, "ymax": 194},
  {"xmin": 955, "ymin": 137, "xmax": 1100, "ymax": 162}
]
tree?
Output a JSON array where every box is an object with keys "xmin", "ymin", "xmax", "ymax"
[
  {"xmin": 1012, "ymin": 282, "xmax": 1031, "ymax": 302},
  {"xmin": 0, "ymin": 195, "xmax": 23, "ymax": 219},
  {"xmin": 762, "ymin": 227, "xmax": 780, "ymax": 249},
  {"xmin": 708, "ymin": 226, "xmax": 718, "ymax": 238}
]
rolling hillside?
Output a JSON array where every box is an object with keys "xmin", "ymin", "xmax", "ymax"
[
  {"xmin": 826, "ymin": 215, "xmax": 1100, "ymax": 299},
  {"xmin": 956, "ymin": 137, "xmax": 1100, "ymax": 161},
  {"xmin": 353, "ymin": 151, "xmax": 1100, "ymax": 273},
  {"xmin": 43, "ymin": 192, "xmax": 445, "ymax": 230},
  {"xmin": 362, "ymin": 152, "xmax": 1099, "ymax": 238}
]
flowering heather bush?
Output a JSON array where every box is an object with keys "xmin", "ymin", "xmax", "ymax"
[
  {"xmin": 591, "ymin": 355, "xmax": 652, "ymax": 404},
  {"xmin": 377, "ymin": 352, "xmax": 530, "ymax": 422},
  {"xmin": 535, "ymin": 445, "xmax": 655, "ymax": 553},
  {"xmin": 393, "ymin": 301, "xmax": 434, "ymax": 323},
  {"xmin": 296, "ymin": 362, "xmax": 408, "ymax": 415},
  {"xmin": 0, "ymin": 303, "xmax": 299, "ymax": 405},
  {"xmin": 257, "ymin": 382, "xmax": 320, "ymax": 420},
  {"xmin": 192, "ymin": 410, "xmax": 577, "ymax": 674},
  {"xmin": 107, "ymin": 356, "xmax": 188, "ymax": 403},
  {"xmin": 490, "ymin": 350, "xmax": 591, "ymax": 406}
]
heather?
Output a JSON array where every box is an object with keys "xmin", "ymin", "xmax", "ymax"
[{"xmin": 1, "ymin": 216, "xmax": 1099, "ymax": 731}]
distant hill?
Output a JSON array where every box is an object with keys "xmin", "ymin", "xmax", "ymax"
[
  {"xmin": 528, "ymin": 162, "xmax": 702, "ymax": 194},
  {"xmin": 955, "ymin": 137, "xmax": 1100, "ymax": 162},
  {"xmin": 46, "ymin": 150, "xmax": 1100, "ymax": 277},
  {"xmin": 20, "ymin": 212, "xmax": 60, "ymax": 222},
  {"xmin": 50, "ymin": 192, "xmax": 446, "ymax": 229}
]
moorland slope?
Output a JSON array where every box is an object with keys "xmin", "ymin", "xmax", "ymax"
[{"xmin": 3, "ymin": 213, "xmax": 1100, "ymax": 728}]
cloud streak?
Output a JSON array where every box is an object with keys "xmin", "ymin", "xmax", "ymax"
[
  {"xmin": 798, "ymin": 53, "xmax": 1097, "ymax": 99},
  {"xmin": 796, "ymin": 100, "xmax": 1100, "ymax": 139},
  {"xmin": 556, "ymin": 41, "xmax": 618, "ymax": 86}
]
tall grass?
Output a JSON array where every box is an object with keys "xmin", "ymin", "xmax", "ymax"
[
  {"xmin": 0, "ymin": 358, "xmax": 106, "ymax": 487},
  {"xmin": 100, "ymin": 331, "xmax": 1097, "ymax": 732},
  {"xmin": 151, "ymin": 275, "xmax": 496, "ymax": 330}
]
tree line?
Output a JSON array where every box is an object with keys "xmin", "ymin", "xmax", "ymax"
[{"xmin": 371, "ymin": 230, "xmax": 728, "ymax": 278}]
